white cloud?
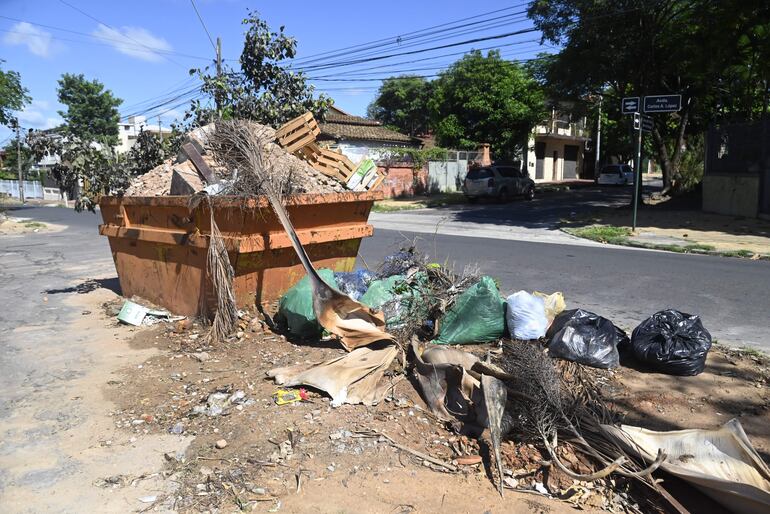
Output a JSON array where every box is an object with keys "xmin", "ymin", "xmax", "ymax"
[
  {"xmin": 3, "ymin": 22, "xmax": 55, "ymax": 57},
  {"xmin": 93, "ymin": 24, "xmax": 172, "ymax": 62},
  {"xmin": 17, "ymin": 100, "xmax": 62, "ymax": 130}
]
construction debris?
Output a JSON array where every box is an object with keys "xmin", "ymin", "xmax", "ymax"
[{"xmin": 125, "ymin": 112, "xmax": 383, "ymax": 196}]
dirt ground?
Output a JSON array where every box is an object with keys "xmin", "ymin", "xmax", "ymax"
[
  {"xmin": 102, "ymin": 303, "xmax": 770, "ymax": 514},
  {"xmin": 0, "ymin": 215, "xmax": 65, "ymax": 235}
]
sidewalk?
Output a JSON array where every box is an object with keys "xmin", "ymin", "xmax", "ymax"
[{"xmin": 564, "ymin": 204, "xmax": 770, "ymax": 258}]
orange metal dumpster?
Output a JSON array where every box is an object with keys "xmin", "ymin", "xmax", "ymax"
[{"xmin": 99, "ymin": 192, "xmax": 383, "ymax": 316}]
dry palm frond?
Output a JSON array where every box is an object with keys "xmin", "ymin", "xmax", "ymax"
[
  {"xmin": 495, "ymin": 341, "xmax": 665, "ymax": 490},
  {"xmin": 189, "ymin": 192, "xmax": 238, "ymax": 343},
  {"xmin": 210, "ymin": 120, "xmax": 394, "ymax": 351}
]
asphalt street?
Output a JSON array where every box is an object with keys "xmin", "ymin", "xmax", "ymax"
[{"xmin": 4, "ymin": 191, "xmax": 769, "ymax": 349}]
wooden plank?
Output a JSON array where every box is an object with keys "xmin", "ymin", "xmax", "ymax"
[
  {"xmin": 369, "ymin": 172, "xmax": 386, "ymax": 191},
  {"xmin": 275, "ymin": 112, "xmax": 314, "ymax": 138},
  {"xmin": 283, "ymin": 132, "xmax": 317, "ymax": 154},
  {"xmin": 181, "ymin": 142, "xmax": 216, "ymax": 183}
]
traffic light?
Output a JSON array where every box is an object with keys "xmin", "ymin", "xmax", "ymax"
[{"xmin": 633, "ymin": 112, "xmax": 641, "ymax": 130}]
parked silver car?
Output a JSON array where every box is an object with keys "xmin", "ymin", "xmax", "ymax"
[
  {"xmin": 596, "ymin": 164, "xmax": 635, "ymax": 185},
  {"xmin": 463, "ymin": 164, "xmax": 535, "ymax": 203}
]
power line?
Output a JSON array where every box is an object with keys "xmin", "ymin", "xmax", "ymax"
[
  {"xmin": 0, "ymin": 27, "xmax": 212, "ymax": 61},
  {"xmin": 295, "ymin": 14, "xmax": 532, "ymax": 69},
  {"xmin": 289, "ymin": 27, "xmax": 540, "ymax": 74},
  {"xmin": 189, "ymin": 0, "xmax": 217, "ymax": 53},
  {"xmin": 0, "ymin": 15, "xmax": 214, "ymax": 61},
  {"xmin": 290, "ymin": 2, "xmax": 531, "ymax": 66},
  {"xmin": 57, "ymin": 0, "xmax": 187, "ymax": 69},
  {"xmin": 307, "ymin": 40, "xmax": 544, "ymax": 79}
]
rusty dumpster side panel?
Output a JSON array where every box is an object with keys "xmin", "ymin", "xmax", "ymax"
[{"xmin": 99, "ymin": 192, "xmax": 383, "ymax": 316}]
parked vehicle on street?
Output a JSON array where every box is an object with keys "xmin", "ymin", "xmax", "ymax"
[
  {"xmin": 463, "ymin": 163, "xmax": 535, "ymax": 203},
  {"xmin": 596, "ymin": 164, "xmax": 635, "ymax": 185}
]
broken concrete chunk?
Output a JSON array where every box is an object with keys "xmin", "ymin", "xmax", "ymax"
[{"xmin": 170, "ymin": 165, "xmax": 205, "ymax": 195}]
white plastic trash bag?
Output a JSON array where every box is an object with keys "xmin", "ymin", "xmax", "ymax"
[{"xmin": 506, "ymin": 291, "xmax": 548, "ymax": 340}]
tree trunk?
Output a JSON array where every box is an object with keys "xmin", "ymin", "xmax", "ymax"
[{"xmin": 652, "ymin": 101, "xmax": 690, "ymax": 195}]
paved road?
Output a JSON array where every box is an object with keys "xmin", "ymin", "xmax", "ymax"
[
  {"xmin": 0, "ymin": 206, "xmax": 185, "ymax": 512},
  {"xmin": 370, "ymin": 184, "xmax": 654, "ymax": 247},
  {"xmin": 359, "ymin": 229, "xmax": 770, "ymax": 347},
  {"xmin": 6, "ymin": 197, "xmax": 770, "ymax": 350}
]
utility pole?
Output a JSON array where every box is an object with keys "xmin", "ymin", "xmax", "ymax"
[
  {"xmin": 215, "ymin": 36, "xmax": 222, "ymax": 119},
  {"xmin": 632, "ymin": 116, "xmax": 643, "ymax": 231},
  {"xmin": 594, "ymin": 95, "xmax": 602, "ymax": 176},
  {"xmin": 14, "ymin": 120, "xmax": 24, "ymax": 204},
  {"xmin": 158, "ymin": 116, "xmax": 163, "ymax": 143}
]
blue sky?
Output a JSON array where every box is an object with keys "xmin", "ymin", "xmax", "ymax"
[{"xmin": 1, "ymin": 0, "xmax": 546, "ymax": 143}]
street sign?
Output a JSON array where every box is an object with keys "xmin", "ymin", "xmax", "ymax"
[
  {"xmin": 622, "ymin": 97, "xmax": 640, "ymax": 114},
  {"xmin": 641, "ymin": 115, "xmax": 653, "ymax": 132},
  {"xmin": 643, "ymin": 94, "xmax": 681, "ymax": 113}
]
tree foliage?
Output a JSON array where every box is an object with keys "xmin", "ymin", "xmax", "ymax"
[
  {"xmin": 429, "ymin": 50, "xmax": 546, "ymax": 160},
  {"xmin": 57, "ymin": 73, "xmax": 123, "ymax": 145},
  {"xmin": 0, "ymin": 60, "xmax": 30, "ymax": 127},
  {"xmin": 189, "ymin": 10, "xmax": 332, "ymax": 127},
  {"xmin": 527, "ymin": 0, "xmax": 770, "ymax": 192},
  {"xmin": 28, "ymin": 131, "xmax": 129, "ymax": 212},
  {"xmin": 126, "ymin": 129, "xmax": 167, "ymax": 176},
  {"xmin": 1, "ymin": 137, "xmax": 34, "ymax": 178},
  {"xmin": 367, "ymin": 76, "xmax": 433, "ymax": 136}
]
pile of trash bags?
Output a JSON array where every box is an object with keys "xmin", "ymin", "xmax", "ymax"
[{"xmin": 274, "ymin": 254, "xmax": 713, "ymax": 375}]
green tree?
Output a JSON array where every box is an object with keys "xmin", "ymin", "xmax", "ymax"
[
  {"xmin": 428, "ymin": 50, "xmax": 546, "ymax": 160},
  {"xmin": 28, "ymin": 130, "xmax": 130, "ymax": 212},
  {"xmin": 57, "ymin": 73, "xmax": 122, "ymax": 145},
  {"xmin": 0, "ymin": 60, "xmax": 30, "ymax": 127},
  {"xmin": 189, "ymin": 10, "xmax": 331, "ymax": 126},
  {"xmin": 367, "ymin": 76, "xmax": 432, "ymax": 136},
  {"xmin": 0, "ymin": 137, "xmax": 33, "ymax": 179},
  {"xmin": 527, "ymin": 0, "xmax": 770, "ymax": 193},
  {"xmin": 126, "ymin": 129, "xmax": 166, "ymax": 176}
]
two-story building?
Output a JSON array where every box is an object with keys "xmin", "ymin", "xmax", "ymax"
[
  {"xmin": 116, "ymin": 115, "xmax": 173, "ymax": 154},
  {"xmin": 525, "ymin": 104, "xmax": 590, "ymax": 182}
]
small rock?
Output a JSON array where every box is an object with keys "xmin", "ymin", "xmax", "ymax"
[
  {"xmin": 215, "ymin": 439, "xmax": 228, "ymax": 449},
  {"xmin": 169, "ymin": 422, "xmax": 185, "ymax": 434},
  {"xmin": 191, "ymin": 352, "xmax": 210, "ymax": 362},
  {"xmin": 236, "ymin": 331, "xmax": 244, "ymax": 338},
  {"xmin": 250, "ymin": 486, "xmax": 266, "ymax": 495},
  {"xmin": 131, "ymin": 419, "xmax": 145, "ymax": 426},
  {"xmin": 138, "ymin": 496, "xmax": 157, "ymax": 503},
  {"xmin": 327, "ymin": 465, "xmax": 335, "ymax": 472},
  {"xmin": 189, "ymin": 334, "xmax": 199, "ymax": 340},
  {"xmin": 503, "ymin": 477, "xmax": 519, "ymax": 489},
  {"xmin": 329, "ymin": 431, "xmax": 343, "ymax": 440}
]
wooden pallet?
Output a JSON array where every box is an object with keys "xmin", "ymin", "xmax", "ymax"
[
  {"xmin": 295, "ymin": 143, "xmax": 356, "ymax": 182},
  {"xmin": 275, "ymin": 112, "xmax": 320, "ymax": 154}
]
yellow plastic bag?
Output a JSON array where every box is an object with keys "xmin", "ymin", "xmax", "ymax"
[{"xmin": 533, "ymin": 291, "xmax": 566, "ymax": 324}]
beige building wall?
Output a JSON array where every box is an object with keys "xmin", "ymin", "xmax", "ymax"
[{"xmin": 703, "ymin": 175, "xmax": 760, "ymax": 218}]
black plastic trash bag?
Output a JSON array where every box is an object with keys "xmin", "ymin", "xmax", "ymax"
[
  {"xmin": 546, "ymin": 309, "xmax": 627, "ymax": 368},
  {"xmin": 334, "ymin": 269, "xmax": 376, "ymax": 301},
  {"xmin": 631, "ymin": 309, "xmax": 712, "ymax": 376}
]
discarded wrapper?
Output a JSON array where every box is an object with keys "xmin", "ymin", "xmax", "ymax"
[{"xmin": 273, "ymin": 388, "xmax": 308, "ymax": 405}]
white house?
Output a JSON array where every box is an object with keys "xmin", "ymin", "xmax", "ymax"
[
  {"xmin": 525, "ymin": 104, "xmax": 589, "ymax": 182},
  {"xmin": 116, "ymin": 115, "xmax": 173, "ymax": 154}
]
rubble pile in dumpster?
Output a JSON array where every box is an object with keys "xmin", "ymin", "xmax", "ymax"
[
  {"xmin": 103, "ymin": 119, "xmax": 770, "ymax": 513},
  {"xmin": 126, "ymin": 121, "xmax": 345, "ymax": 196}
]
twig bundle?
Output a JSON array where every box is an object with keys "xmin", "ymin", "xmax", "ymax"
[{"xmin": 205, "ymin": 207, "xmax": 238, "ymax": 343}]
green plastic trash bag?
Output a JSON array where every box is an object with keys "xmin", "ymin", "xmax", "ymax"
[
  {"xmin": 436, "ymin": 276, "xmax": 505, "ymax": 345},
  {"xmin": 275, "ymin": 269, "xmax": 338, "ymax": 339},
  {"xmin": 360, "ymin": 273, "xmax": 428, "ymax": 328}
]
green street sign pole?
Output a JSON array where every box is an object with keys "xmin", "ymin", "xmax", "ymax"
[{"xmin": 632, "ymin": 116, "xmax": 643, "ymax": 231}]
